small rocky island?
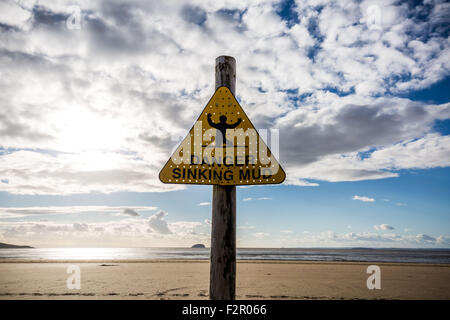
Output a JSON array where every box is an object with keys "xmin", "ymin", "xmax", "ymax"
[
  {"xmin": 191, "ymin": 244, "xmax": 206, "ymax": 248},
  {"xmin": 0, "ymin": 242, "xmax": 34, "ymax": 249}
]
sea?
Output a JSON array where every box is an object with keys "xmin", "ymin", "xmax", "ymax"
[{"xmin": 0, "ymin": 247, "xmax": 449, "ymax": 264}]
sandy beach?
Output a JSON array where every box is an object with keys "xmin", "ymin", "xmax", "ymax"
[{"xmin": 0, "ymin": 260, "xmax": 449, "ymax": 300}]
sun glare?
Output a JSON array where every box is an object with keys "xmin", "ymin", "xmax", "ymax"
[
  {"xmin": 54, "ymin": 107, "xmax": 123, "ymax": 152},
  {"xmin": 48, "ymin": 106, "xmax": 128, "ymax": 170}
]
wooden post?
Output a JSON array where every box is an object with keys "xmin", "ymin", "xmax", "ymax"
[{"xmin": 209, "ymin": 56, "xmax": 236, "ymax": 300}]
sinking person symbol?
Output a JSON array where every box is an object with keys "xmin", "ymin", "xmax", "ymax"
[{"xmin": 207, "ymin": 113, "xmax": 242, "ymax": 147}]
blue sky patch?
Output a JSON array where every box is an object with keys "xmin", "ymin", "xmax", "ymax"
[{"xmin": 275, "ymin": 0, "xmax": 300, "ymax": 28}]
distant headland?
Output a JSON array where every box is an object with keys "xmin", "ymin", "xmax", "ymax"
[
  {"xmin": 191, "ymin": 244, "xmax": 206, "ymax": 248},
  {"xmin": 0, "ymin": 242, "xmax": 34, "ymax": 249}
]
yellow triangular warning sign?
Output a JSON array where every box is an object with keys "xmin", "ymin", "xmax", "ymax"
[{"xmin": 159, "ymin": 86, "xmax": 286, "ymax": 185}]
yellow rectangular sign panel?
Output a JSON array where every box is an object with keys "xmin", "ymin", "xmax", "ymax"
[{"xmin": 159, "ymin": 86, "xmax": 286, "ymax": 185}]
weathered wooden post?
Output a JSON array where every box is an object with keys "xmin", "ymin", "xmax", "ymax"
[
  {"xmin": 159, "ymin": 55, "xmax": 285, "ymax": 299},
  {"xmin": 209, "ymin": 56, "xmax": 236, "ymax": 300}
]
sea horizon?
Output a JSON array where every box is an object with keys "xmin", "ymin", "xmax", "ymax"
[{"xmin": 1, "ymin": 247, "xmax": 449, "ymax": 264}]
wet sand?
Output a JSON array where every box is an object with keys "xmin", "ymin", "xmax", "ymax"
[{"xmin": 0, "ymin": 260, "xmax": 449, "ymax": 300}]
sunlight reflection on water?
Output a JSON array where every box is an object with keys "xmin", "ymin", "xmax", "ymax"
[{"xmin": 1, "ymin": 247, "xmax": 450, "ymax": 263}]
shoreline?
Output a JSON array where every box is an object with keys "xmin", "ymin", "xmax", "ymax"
[{"xmin": 0, "ymin": 259, "xmax": 449, "ymax": 267}]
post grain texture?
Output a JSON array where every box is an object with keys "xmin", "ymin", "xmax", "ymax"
[{"xmin": 210, "ymin": 56, "xmax": 237, "ymax": 300}]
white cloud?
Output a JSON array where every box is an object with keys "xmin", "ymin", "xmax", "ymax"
[
  {"xmin": 353, "ymin": 195, "xmax": 375, "ymax": 202},
  {"xmin": 252, "ymin": 232, "xmax": 270, "ymax": 238},
  {"xmin": 0, "ymin": 150, "xmax": 181, "ymax": 195},
  {"xmin": 374, "ymin": 224, "xmax": 395, "ymax": 231},
  {"xmin": 120, "ymin": 208, "xmax": 140, "ymax": 217},
  {"xmin": 0, "ymin": 0, "xmax": 31, "ymax": 28},
  {"xmin": 285, "ymin": 231, "xmax": 446, "ymax": 248},
  {"xmin": 169, "ymin": 220, "xmax": 204, "ymax": 236},
  {"xmin": 73, "ymin": 223, "xmax": 89, "ymax": 232},
  {"xmin": 0, "ymin": 0, "xmax": 449, "ymax": 195},
  {"xmin": 148, "ymin": 210, "xmax": 172, "ymax": 234},
  {"xmin": 242, "ymin": 197, "xmax": 272, "ymax": 202},
  {"xmin": 436, "ymin": 235, "xmax": 450, "ymax": 246},
  {"xmin": 0, "ymin": 216, "xmax": 447, "ymax": 248},
  {"xmin": 238, "ymin": 226, "xmax": 450, "ymax": 248},
  {"xmin": 0, "ymin": 206, "xmax": 157, "ymax": 219},
  {"xmin": 416, "ymin": 234, "xmax": 436, "ymax": 242},
  {"xmin": 279, "ymin": 103, "xmax": 450, "ymax": 183},
  {"xmin": 198, "ymin": 202, "xmax": 211, "ymax": 206},
  {"xmin": 0, "ymin": 214, "xmax": 209, "ymax": 247},
  {"xmin": 238, "ymin": 225, "xmax": 256, "ymax": 229},
  {"xmin": 280, "ymin": 230, "xmax": 293, "ymax": 233}
]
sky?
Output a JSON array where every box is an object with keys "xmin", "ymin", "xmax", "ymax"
[{"xmin": 0, "ymin": 0, "xmax": 449, "ymax": 248}]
